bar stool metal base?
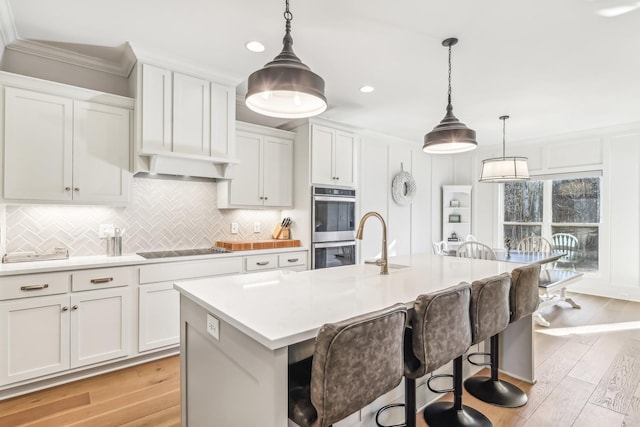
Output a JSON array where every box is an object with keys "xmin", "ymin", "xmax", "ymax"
[
  {"xmin": 464, "ymin": 376, "xmax": 528, "ymax": 408},
  {"xmin": 422, "ymin": 401, "xmax": 492, "ymax": 427}
]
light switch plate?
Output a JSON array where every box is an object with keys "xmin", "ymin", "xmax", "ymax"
[
  {"xmin": 206, "ymin": 313, "xmax": 220, "ymax": 340},
  {"xmin": 231, "ymin": 222, "xmax": 239, "ymax": 234},
  {"xmin": 253, "ymin": 222, "xmax": 261, "ymax": 233}
]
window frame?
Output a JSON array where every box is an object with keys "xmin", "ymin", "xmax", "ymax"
[{"xmin": 499, "ymin": 175, "xmax": 602, "ymax": 272}]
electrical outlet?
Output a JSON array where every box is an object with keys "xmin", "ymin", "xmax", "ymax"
[
  {"xmin": 99, "ymin": 224, "xmax": 114, "ymax": 239},
  {"xmin": 231, "ymin": 222, "xmax": 239, "ymax": 234},
  {"xmin": 206, "ymin": 313, "xmax": 220, "ymax": 340},
  {"xmin": 253, "ymin": 222, "xmax": 261, "ymax": 233}
]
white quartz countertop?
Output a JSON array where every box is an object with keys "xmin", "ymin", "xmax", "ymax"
[
  {"xmin": 174, "ymin": 254, "xmax": 524, "ymax": 351},
  {"xmin": 0, "ymin": 247, "xmax": 307, "ymax": 276}
]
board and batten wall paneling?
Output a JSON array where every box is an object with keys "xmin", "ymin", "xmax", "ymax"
[
  {"xmin": 410, "ymin": 151, "xmax": 431, "ymax": 255},
  {"xmin": 358, "ymin": 136, "xmax": 388, "ymax": 261},
  {"xmin": 608, "ymin": 133, "xmax": 640, "ymax": 289},
  {"xmin": 388, "ymin": 147, "xmax": 413, "ymax": 257},
  {"xmin": 429, "ymin": 155, "xmax": 455, "ymax": 242},
  {"xmin": 546, "ymin": 138, "xmax": 603, "ymax": 170}
]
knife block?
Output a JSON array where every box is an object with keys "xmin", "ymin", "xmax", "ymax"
[{"xmin": 272, "ymin": 225, "xmax": 291, "ymax": 240}]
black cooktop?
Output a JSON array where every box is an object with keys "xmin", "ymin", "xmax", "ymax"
[{"xmin": 137, "ymin": 247, "xmax": 231, "ymax": 259}]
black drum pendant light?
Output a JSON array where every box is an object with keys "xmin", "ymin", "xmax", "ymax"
[
  {"xmin": 479, "ymin": 115, "xmax": 530, "ymax": 182},
  {"xmin": 245, "ymin": 0, "xmax": 327, "ymax": 119},
  {"xmin": 423, "ymin": 38, "xmax": 478, "ymax": 154}
]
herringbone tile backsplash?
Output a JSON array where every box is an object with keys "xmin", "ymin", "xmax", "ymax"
[{"xmin": 4, "ymin": 177, "xmax": 282, "ymax": 256}]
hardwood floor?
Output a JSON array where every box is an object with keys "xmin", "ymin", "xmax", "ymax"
[{"xmin": 2, "ymin": 292, "xmax": 640, "ymax": 426}]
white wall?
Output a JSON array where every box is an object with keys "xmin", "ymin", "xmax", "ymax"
[
  {"xmin": 454, "ymin": 122, "xmax": 640, "ymax": 301},
  {"xmin": 358, "ymin": 131, "xmax": 446, "ymax": 260}
]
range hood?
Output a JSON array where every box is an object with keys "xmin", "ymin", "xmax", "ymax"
[{"xmin": 136, "ymin": 151, "xmax": 238, "ymax": 180}]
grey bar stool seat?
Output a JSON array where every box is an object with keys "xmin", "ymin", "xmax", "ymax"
[
  {"xmin": 411, "ymin": 283, "xmax": 491, "ymax": 427},
  {"xmin": 464, "ymin": 264, "xmax": 541, "ymax": 407},
  {"xmin": 288, "ymin": 303, "xmax": 407, "ymax": 427}
]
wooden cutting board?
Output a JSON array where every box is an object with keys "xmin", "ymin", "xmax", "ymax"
[{"xmin": 215, "ymin": 239, "xmax": 302, "ymax": 251}]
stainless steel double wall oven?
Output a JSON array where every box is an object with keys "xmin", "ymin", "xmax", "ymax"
[{"xmin": 311, "ymin": 186, "xmax": 356, "ymax": 269}]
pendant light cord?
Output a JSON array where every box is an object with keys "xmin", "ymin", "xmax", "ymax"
[
  {"xmin": 282, "ymin": 0, "xmax": 294, "ymax": 54},
  {"xmin": 447, "ymin": 43, "xmax": 453, "ymax": 107},
  {"xmin": 500, "ymin": 115, "xmax": 509, "ymax": 158}
]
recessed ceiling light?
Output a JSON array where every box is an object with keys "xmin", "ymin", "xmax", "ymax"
[
  {"xmin": 360, "ymin": 85, "xmax": 375, "ymax": 93},
  {"xmin": 246, "ymin": 41, "xmax": 265, "ymax": 53}
]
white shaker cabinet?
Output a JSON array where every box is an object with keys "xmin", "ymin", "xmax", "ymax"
[
  {"xmin": 218, "ymin": 122, "xmax": 294, "ymax": 208},
  {"xmin": 0, "ymin": 294, "xmax": 71, "ymax": 384},
  {"xmin": 69, "ymin": 287, "xmax": 130, "ymax": 369},
  {"xmin": 0, "ymin": 267, "xmax": 132, "ymax": 386},
  {"xmin": 137, "ymin": 257, "xmax": 243, "ymax": 352},
  {"xmin": 3, "ymin": 85, "xmax": 132, "ymax": 204},
  {"xmin": 138, "ymin": 64, "xmax": 235, "ymax": 177},
  {"xmin": 311, "ymin": 124, "xmax": 357, "ymax": 188}
]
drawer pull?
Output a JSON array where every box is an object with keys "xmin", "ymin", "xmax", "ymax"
[
  {"xmin": 90, "ymin": 277, "xmax": 114, "ymax": 284},
  {"xmin": 21, "ymin": 284, "xmax": 49, "ymax": 291},
  {"xmin": 256, "ymin": 261, "xmax": 270, "ymax": 266},
  {"xmin": 287, "ymin": 258, "xmax": 299, "ymax": 263}
]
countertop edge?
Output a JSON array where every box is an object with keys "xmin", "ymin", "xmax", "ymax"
[{"xmin": 0, "ymin": 246, "xmax": 308, "ymax": 276}]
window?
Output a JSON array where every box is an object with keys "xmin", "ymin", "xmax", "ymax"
[{"xmin": 503, "ymin": 176, "xmax": 601, "ymax": 272}]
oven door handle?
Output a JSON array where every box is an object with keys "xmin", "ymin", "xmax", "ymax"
[
  {"xmin": 313, "ymin": 241, "xmax": 356, "ymax": 249},
  {"xmin": 313, "ymin": 196, "xmax": 356, "ymax": 203}
]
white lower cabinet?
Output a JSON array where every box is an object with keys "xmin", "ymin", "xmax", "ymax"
[
  {"xmin": 0, "ymin": 294, "xmax": 70, "ymax": 384},
  {"xmin": 0, "ymin": 287, "xmax": 129, "ymax": 385},
  {"xmin": 138, "ymin": 281, "xmax": 180, "ymax": 352},
  {"xmin": 70, "ymin": 287, "xmax": 129, "ymax": 368},
  {"xmin": 137, "ymin": 257, "xmax": 243, "ymax": 352}
]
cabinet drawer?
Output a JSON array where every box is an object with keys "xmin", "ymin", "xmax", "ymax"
[
  {"xmin": 72, "ymin": 267, "xmax": 135, "ymax": 292},
  {"xmin": 278, "ymin": 251, "xmax": 307, "ymax": 268},
  {"xmin": 0, "ymin": 272, "xmax": 70, "ymax": 300},
  {"xmin": 245, "ymin": 254, "xmax": 278, "ymax": 271},
  {"xmin": 139, "ymin": 257, "xmax": 243, "ymax": 284}
]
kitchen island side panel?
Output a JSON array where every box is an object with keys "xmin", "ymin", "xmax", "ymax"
[{"xmin": 180, "ymin": 295, "xmax": 289, "ymax": 427}]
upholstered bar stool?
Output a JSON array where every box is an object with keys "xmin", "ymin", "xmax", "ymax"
[
  {"xmin": 414, "ymin": 283, "xmax": 493, "ymax": 427},
  {"xmin": 464, "ymin": 263, "xmax": 541, "ymax": 407},
  {"xmin": 288, "ymin": 303, "xmax": 407, "ymax": 427}
]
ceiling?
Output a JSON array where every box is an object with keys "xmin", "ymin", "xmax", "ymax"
[{"xmin": 4, "ymin": 0, "xmax": 640, "ymax": 147}]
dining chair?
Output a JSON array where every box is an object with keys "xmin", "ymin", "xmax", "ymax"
[
  {"xmin": 465, "ymin": 234, "xmax": 477, "ymax": 242},
  {"xmin": 516, "ymin": 236, "xmax": 553, "ymax": 253},
  {"xmin": 456, "ymin": 241, "xmax": 497, "ymax": 261},
  {"xmin": 551, "ymin": 233, "xmax": 580, "ymax": 269},
  {"xmin": 432, "ymin": 240, "xmax": 449, "ymax": 255}
]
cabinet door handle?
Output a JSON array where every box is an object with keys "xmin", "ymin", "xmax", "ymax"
[
  {"xmin": 335, "ymin": 177, "xmax": 340, "ymax": 180},
  {"xmin": 21, "ymin": 284, "xmax": 49, "ymax": 291},
  {"xmin": 264, "ymin": 196, "xmax": 268, "ymax": 200},
  {"xmin": 62, "ymin": 306, "xmax": 69, "ymax": 312},
  {"xmin": 72, "ymin": 305, "xmax": 79, "ymax": 310},
  {"xmin": 287, "ymin": 258, "xmax": 299, "ymax": 263},
  {"xmin": 90, "ymin": 277, "xmax": 114, "ymax": 284},
  {"xmin": 64, "ymin": 187, "xmax": 71, "ymax": 192},
  {"xmin": 256, "ymin": 261, "xmax": 270, "ymax": 266},
  {"xmin": 74, "ymin": 187, "xmax": 80, "ymax": 192}
]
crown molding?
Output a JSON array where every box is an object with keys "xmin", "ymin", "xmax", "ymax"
[
  {"xmin": 129, "ymin": 42, "xmax": 241, "ymax": 86},
  {"xmin": 6, "ymin": 39, "xmax": 136, "ymax": 77}
]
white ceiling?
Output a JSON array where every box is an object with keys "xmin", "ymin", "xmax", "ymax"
[{"xmin": 5, "ymin": 0, "xmax": 640, "ymax": 147}]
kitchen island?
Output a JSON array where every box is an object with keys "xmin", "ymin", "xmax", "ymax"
[{"xmin": 174, "ymin": 254, "xmax": 533, "ymax": 427}]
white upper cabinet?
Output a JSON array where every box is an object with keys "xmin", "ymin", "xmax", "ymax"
[
  {"xmin": 311, "ymin": 124, "xmax": 357, "ymax": 188},
  {"xmin": 218, "ymin": 122, "xmax": 294, "ymax": 209},
  {"xmin": 2, "ymin": 81, "xmax": 133, "ymax": 204},
  {"xmin": 73, "ymin": 101, "xmax": 131, "ymax": 203},
  {"xmin": 137, "ymin": 64, "xmax": 236, "ymax": 178},
  {"xmin": 172, "ymin": 73, "xmax": 210, "ymax": 156}
]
